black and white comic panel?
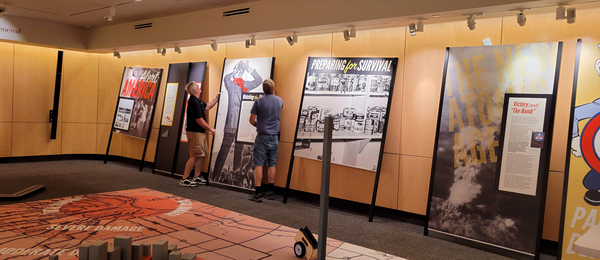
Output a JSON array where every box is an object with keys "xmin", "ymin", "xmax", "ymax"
[{"xmin": 294, "ymin": 57, "xmax": 397, "ymax": 171}]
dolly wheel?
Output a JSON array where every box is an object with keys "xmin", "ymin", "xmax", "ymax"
[{"xmin": 294, "ymin": 241, "xmax": 306, "ymax": 258}]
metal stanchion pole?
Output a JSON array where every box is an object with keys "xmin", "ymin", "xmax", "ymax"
[{"xmin": 317, "ymin": 116, "xmax": 333, "ymax": 260}]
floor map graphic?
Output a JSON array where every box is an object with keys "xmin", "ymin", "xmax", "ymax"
[{"xmin": 0, "ymin": 188, "xmax": 404, "ymax": 260}]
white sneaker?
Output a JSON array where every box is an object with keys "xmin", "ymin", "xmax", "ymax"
[
  {"xmin": 192, "ymin": 176, "xmax": 207, "ymax": 185},
  {"xmin": 179, "ymin": 179, "xmax": 198, "ymax": 187}
]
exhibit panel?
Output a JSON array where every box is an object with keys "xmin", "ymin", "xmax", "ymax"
[
  {"xmin": 293, "ymin": 57, "xmax": 398, "ymax": 171},
  {"xmin": 427, "ymin": 43, "xmax": 561, "ymax": 259},
  {"xmin": 208, "ymin": 57, "xmax": 275, "ymax": 189},
  {"xmin": 560, "ymin": 40, "xmax": 600, "ymax": 260}
]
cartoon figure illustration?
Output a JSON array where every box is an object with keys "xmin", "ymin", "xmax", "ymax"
[
  {"xmin": 571, "ymin": 44, "xmax": 600, "ymax": 206},
  {"xmin": 211, "ymin": 60, "xmax": 263, "ymax": 181}
]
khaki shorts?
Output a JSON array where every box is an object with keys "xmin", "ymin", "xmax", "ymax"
[{"xmin": 187, "ymin": 131, "xmax": 208, "ymax": 157}]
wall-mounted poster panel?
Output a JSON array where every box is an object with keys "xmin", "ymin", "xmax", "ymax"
[
  {"xmin": 292, "ymin": 57, "xmax": 398, "ymax": 171},
  {"xmin": 426, "ymin": 43, "xmax": 561, "ymax": 260},
  {"xmin": 208, "ymin": 57, "xmax": 275, "ymax": 189},
  {"xmin": 112, "ymin": 67, "xmax": 163, "ymax": 139},
  {"xmin": 560, "ymin": 40, "xmax": 600, "ymax": 260}
]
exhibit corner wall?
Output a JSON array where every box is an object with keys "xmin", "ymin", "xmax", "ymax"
[{"xmin": 4, "ymin": 7, "xmax": 600, "ymax": 243}]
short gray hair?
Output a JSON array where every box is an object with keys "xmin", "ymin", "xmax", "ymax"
[
  {"xmin": 262, "ymin": 79, "xmax": 275, "ymax": 94},
  {"xmin": 185, "ymin": 81, "xmax": 198, "ymax": 94}
]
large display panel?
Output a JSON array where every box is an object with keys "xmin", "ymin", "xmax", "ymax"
[
  {"xmin": 560, "ymin": 40, "xmax": 600, "ymax": 260},
  {"xmin": 426, "ymin": 43, "xmax": 561, "ymax": 260},
  {"xmin": 112, "ymin": 67, "xmax": 163, "ymax": 139},
  {"xmin": 208, "ymin": 57, "xmax": 275, "ymax": 189},
  {"xmin": 292, "ymin": 57, "xmax": 398, "ymax": 171}
]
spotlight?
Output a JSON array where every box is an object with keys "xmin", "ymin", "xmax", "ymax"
[
  {"xmin": 113, "ymin": 50, "xmax": 121, "ymax": 59},
  {"xmin": 245, "ymin": 39, "xmax": 251, "ymax": 48},
  {"xmin": 249, "ymin": 36, "xmax": 256, "ymax": 46},
  {"xmin": 157, "ymin": 46, "xmax": 162, "ymax": 53},
  {"xmin": 556, "ymin": 5, "xmax": 566, "ymax": 20},
  {"xmin": 416, "ymin": 19, "xmax": 424, "ymax": 32},
  {"xmin": 566, "ymin": 8, "xmax": 576, "ymax": 24},
  {"xmin": 104, "ymin": 6, "xmax": 115, "ymax": 22},
  {"xmin": 517, "ymin": 11, "xmax": 526, "ymax": 26},
  {"xmin": 467, "ymin": 15, "xmax": 476, "ymax": 30},
  {"xmin": 161, "ymin": 48, "xmax": 166, "ymax": 56},
  {"xmin": 343, "ymin": 29, "xmax": 351, "ymax": 41},
  {"xmin": 174, "ymin": 46, "xmax": 181, "ymax": 54},
  {"xmin": 211, "ymin": 41, "xmax": 218, "ymax": 51},
  {"xmin": 0, "ymin": 6, "xmax": 5, "ymax": 18},
  {"xmin": 349, "ymin": 27, "xmax": 356, "ymax": 37},
  {"xmin": 286, "ymin": 33, "xmax": 298, "ymax": 46},
  {"xmin": 409, "ymin": 23, "xmax": 417, "ymax": 36}
]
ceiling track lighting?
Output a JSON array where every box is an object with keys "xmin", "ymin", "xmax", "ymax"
[
  {"xmin": 566, "ymin": 7, "xmax": 576, "ymax": 24},
  {"xmin": 104, "ymin": 5, "xmax": 115, "ymax": 22},
  {"xmin": 211, "ymin": 40, "xmax": 218, "ymax": 51},
  {"xmin": 245, "ymin": 36, "xmax": 256, "ymax": 48},
  {"xmin": 174, "ymin": 46, "xmax": 182, "ymax": 54},
  {"xmin": 286, "ymin": 33, "xmax": 298, "ymax": 46},
  {"xmin": 416, "ymin": 19, "xmax": 424, "ymax": 32},
  {"xmin": 0, "ymin": 5, "xmax": 5, "ymax": 18},
  {"xmin": 409, "ymin": 23, "xmax": 417, "ymax": 36},
  {"xmin": 161, "ymin": 48, "xmax": 166, "ymax": 56},
  {"xmin": 556, "ymin": 4, "xmax": 566, "ymax": 20},
  {"xmin": 156, "ymin": 46, "xmax": 162, "ymax": 53},
  {"xmin": 343, "ymin": 26, "xmax": 356, "ymax": 41},
  {"xmin": 510, "ymin": 8, "xmax": 530, "ymax": 27},
  {"xmin": 113, "ymin": 50, "xmax": 121, "ymax": 59},
  {"xmin": 463, "ymin": 13, "xmax": 483, "ymax": 31}
]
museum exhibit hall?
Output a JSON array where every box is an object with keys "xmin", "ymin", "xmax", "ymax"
[{"xmin": 2, "ymin": 0, "xmax": 600, "ymax": 259}]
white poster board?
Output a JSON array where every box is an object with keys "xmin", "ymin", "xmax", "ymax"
[{"xmin": 161, "ymin": 83, "xmax": 178, "ymax": 126}]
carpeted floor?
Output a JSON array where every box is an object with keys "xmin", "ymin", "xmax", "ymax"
[{"xmin": 0, "ymin": 160, "xmax": 555, "ymax": 260}]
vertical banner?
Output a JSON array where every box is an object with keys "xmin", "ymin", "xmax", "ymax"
[
  {"xmin": 427, "ymin": 43, "xmax": 561, "ymax": 259},
  {"xmin": 560, "ymin": 40, "xmax": 600, "ymax": 259},
  {"xmin": 208, "ymin": 57, "xmax": 275, "ymax": 189},
  {"xmin": 113, "ymin": 67, "xmax": 163, "ymax": 139},
  {"xmin": 292, "ymin": 57, "xmax": 398, "ymax": 171}
]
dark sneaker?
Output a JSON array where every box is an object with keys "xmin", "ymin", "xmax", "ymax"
[
  {"xmin": 192, "ymin": 176, "xmax": 207, "ymax": 185},
  {"xmin": 179, "ymin": 179, "xmax": 198, "ymax": 187},
  {"xmin": 248, "ymin": 194, "xmax": 262, "ymax": 202},
  {"xmin": 584, "ymin": 190, "xmax": 600, "ymax": 206},
  {"xmin": 265, "ymin": 191, "xmax": 275, "ymax": 200}
]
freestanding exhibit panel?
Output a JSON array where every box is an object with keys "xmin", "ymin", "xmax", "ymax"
[
  {"xmin": 153, "ymin": 62, "xmax": 207, "ymax": 176},
  {"xmin": 426, "ymin": 43, "xmax": 562, "ymax": 260},
  {"xmin": 105, "ymin": 67, "xmax": 163, "ymax": 171},
  {"xmin": 283, "ymin": 57, "xmax": 399, "ymax": 218},
  {"xmin": 559, "ymin": 39, "xmax": 600, "ymax": 260},
  {"xmin": 208, "ymin": 57, "xmax": 275, "ymax": 190}
]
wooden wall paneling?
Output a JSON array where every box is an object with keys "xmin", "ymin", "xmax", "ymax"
[
  {"xmin": 0, "ymin": 42, "xmax": 13, "ymax": 122},
  {"xmin": 0, "ymin": 123, "xmax": 11, "ymax": 157},
  {"xmin": 332, "ymin": 27, "xmax": 406, "ymax": 155},
  {"xmin": 542, "ymin": 171, "xmax": 564, "ymax": 241},
  {"xmin": 96, "ymin": 123, "xmax": 122, "ymax": 156},
  {"xmin": 401, "ymin": 17, "xmax": 503, "ymax": 157},
  {"xmin": 274, "ymin": 142, "xmax": 293, "ymax": 187},
  {"xmin": 122, "ymin": 50, "xmax": 154, "ymax": 68},
  {"xmin": 121, "ymin": 135, "xmax": 145, "ymax": 160},
  {"xmin": 273, "ymin": 34, "xmax": 333, "ymax": 143},
  {"xmin": 62, "ymin": 123, "xmax": 97, "ymax": 154},
  {"xmin": 151, "ymin": 50, "xmax": 175, "ymax": 129},
  {"xmin": 12, "ymin": 123, "xmax": 62, "ymax": 156},
  {"xmin": 398, "ymin": 155, "xmax": 432, "ymax": 214},
  {"xmin": 144, "ymin": 128, "xmax": 159, "ymax": 163},
  {"xmin": 62, "ymin": 51, "xmax": 99, "ymax": 123},
  {"xmin": 226, "ymin": 39, "xmax": 274, "ymax": 59},
  {"xmin": 289, "ymin": 157, "xmax": 323, "ymax": 194},
  {"xmin": 13, "ymin": 45, "xmax": 60, "ymax": 123},
  {"xmin": 375, "ymin": 153, "xmax": 399, "ymax": 209},
  {"xmin": 98, "ymin": 53, "xmax": 125, "ymax": 124}
]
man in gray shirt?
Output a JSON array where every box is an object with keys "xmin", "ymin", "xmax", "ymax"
[{"xmin": 248, "ymin": 79, "xmax": 283, "ymax": 202}]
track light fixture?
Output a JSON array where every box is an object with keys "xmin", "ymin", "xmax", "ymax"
[
  {"xmin": 343, "ymin": 27, "xmax": 356, "ymax": 41},
  {"xmin": 408, "ymin": 23, "xmax": 417, "ymax": 36},
  {"xmin": 113, "ymin": 50, "xmax": 121, "ymax": 59},
  {"xmin": 245, "ymin": 36, "xmax": 256, "ymax": 48},
  {"xmin": 566, "ymin": 7, "xmax": 576, "ymax": 24},
  {"xmin": 211, "ymin": 41, "xmax": 218, "ymax": 51},
  {"xmin": 161, "ymin": 48, "xmax": 166, "ymax": 56},
  {"xmin": 156, "ymin": 46, "xmax": 162, "ymax": 53},
  {"xmin": 286, "ymin": 33, "xmax": 298, "ymax": 46},
  {"xmin": 104, "ymin": 6, "xmax": 115, "ymax": 22},
  {"xmin": 416, "ymin": 19, "xmax": 424, "ymax": 32},
  {"xmin": 510, "ymin": 8, "xmax": 529, "ymax": 26},
  {"xmin": 556, "ymin": 4, "xmax": 566, "ymax": 20},
  {"xmin": 466, "ymin": 15, "xmax": 476, "ymax": 30},
  {"xmin": 245, "ymin": 39, "xmax": 250, "ymax": 48},
  {"xmin": 0, "ymin": 6, "xmax": 5, "ymax": 18},
  {"xmin": 174, "ymin": 46, "xmax": 182, "ymax": 54}
]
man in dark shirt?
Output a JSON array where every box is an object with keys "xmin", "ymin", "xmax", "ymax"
[
  {"xmin": 180, "ymin": 81, "xmax": 219, "ymax": 187},
  {"xmin": 248, "ymin": 79, "xmax": 283, "ymax": 202}
]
